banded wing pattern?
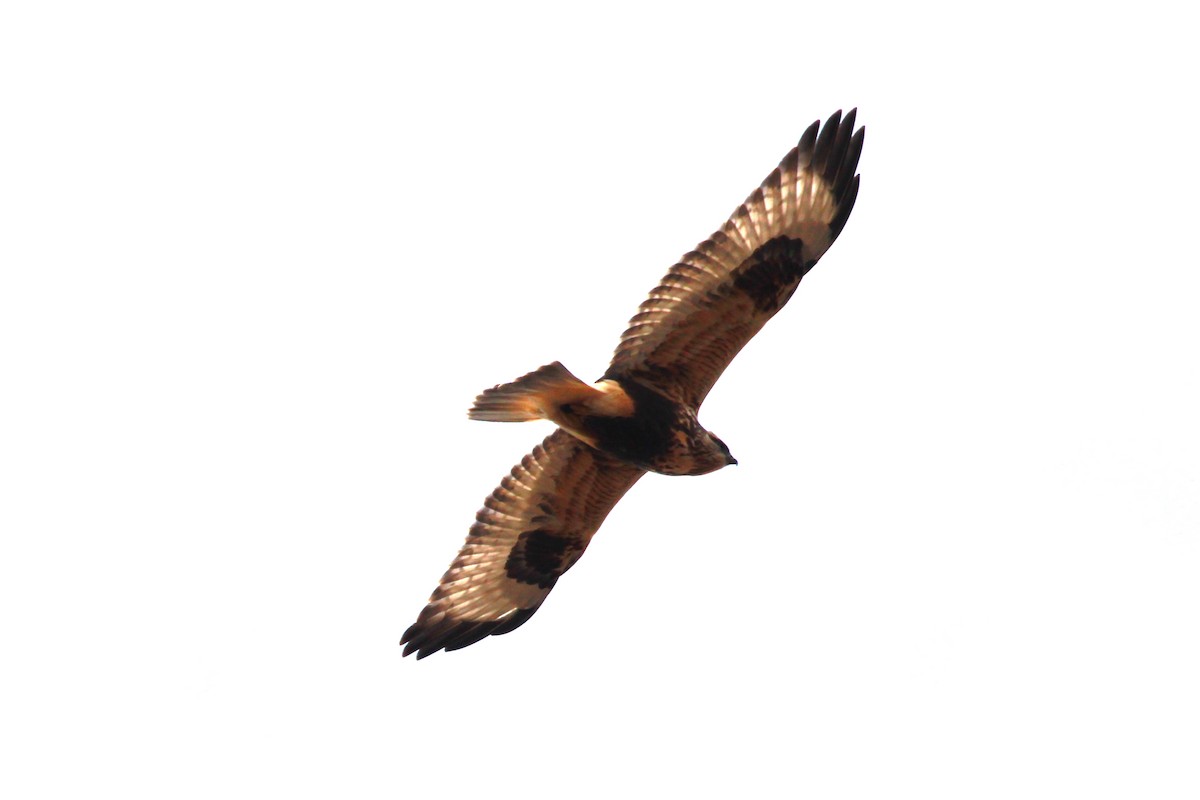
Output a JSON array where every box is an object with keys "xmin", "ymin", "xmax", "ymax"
[
  {"xmin": 401, "ymin": 429, "xmax": 645, "ymax": 659},
  {"xmin": 605, "ymin": 109, "xmax": 864, "ymax": 407}
]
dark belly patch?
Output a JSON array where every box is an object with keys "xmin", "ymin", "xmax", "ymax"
[{"xmin": 578, "ymin": 378, "xmax": 680, "ymax": 469}]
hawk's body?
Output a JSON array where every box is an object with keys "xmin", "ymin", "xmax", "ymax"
[{"xmin": 402, "ymin": 110, "xmax": 864, "ymax": 658}]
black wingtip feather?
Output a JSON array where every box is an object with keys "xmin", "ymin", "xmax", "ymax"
[
  {"xmin": 441, "ymin": 622, "xmax": 499, "ymax": 653},
  {"xmin": 816, "ymin": 109, "xmax": 865, "ymax": 241},
  {"xmin": 830, "ymin": 174, "xmax": 861, "ymax": 238},
  {"xmin": 796, "ymin": 119, "xmax": 821, "ymax": 163},
  {"xmin": 833, "ymin": 126, "xmax": 865, "ymax": 198},
  {"xmin": 400, "ymin": 607, "xmax": 542, "ymax": 659},
  {"xmin": 812, "ymin": 109, "xmax": 843, "ymax": 173},
  {"xmin": 401, "ymin": 619, "xmax": 473, "ymax": 659},
  {"xmin": 828, "ymin": 110, "xmax": 855, "ymax": 178}
]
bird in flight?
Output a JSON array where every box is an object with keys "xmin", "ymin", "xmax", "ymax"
[{"xmin": 402, "ymin": 110, "xmax": 864, "ymax": 658}]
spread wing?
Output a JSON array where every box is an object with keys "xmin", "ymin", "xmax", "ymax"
[
  {"xmin": 401, "ymin": 429, "xmax": 645, "ymax": 659},
  {"xmin": 605, "ymin": 109, "xmax": 864, "ymax": 408}
]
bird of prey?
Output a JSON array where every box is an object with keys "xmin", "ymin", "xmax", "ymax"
[{"xmin": 401, "ymin": 110, "xmax": 864, "ymax": 658}]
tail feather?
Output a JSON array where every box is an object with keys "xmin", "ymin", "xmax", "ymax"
[{"xmin": 469, "ymin": 362, "xmax": 595, "ymax": 422}]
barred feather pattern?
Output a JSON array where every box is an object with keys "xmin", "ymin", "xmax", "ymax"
[
  {"xmin": 606, "ymin": 109, "xmax": 864, "ymax": 407},
  {"xmin": 401, "ymin": 429, "xmax": 645, "ymax": 659}
]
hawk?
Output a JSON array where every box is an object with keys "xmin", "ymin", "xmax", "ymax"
[{"xmin": 402, "ymin": 110, "xmax": 864, "ymax": 658}]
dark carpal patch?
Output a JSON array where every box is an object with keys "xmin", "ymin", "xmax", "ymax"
[
  {"xmin": 733, "ymin": 236, "xmax": 815, "ymax": 313},
  {"xmin": 505, "ymin": 528, "xmax": 578, "ymax": 589}
]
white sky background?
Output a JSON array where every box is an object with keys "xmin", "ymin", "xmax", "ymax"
[{"xmin": 2, "ymin": 1, "xmax": 1198, "ymax": 797}]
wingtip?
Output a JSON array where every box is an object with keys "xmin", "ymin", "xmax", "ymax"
[
  {"xmin": 400, "ymin": 634, "xmax": 440, "ymax": 660},
  {"xmin": 399, "ymin": 606, "xmax": 543, "ymax": 660}
]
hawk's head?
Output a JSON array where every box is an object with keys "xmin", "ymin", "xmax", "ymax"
[
  {"xmin": 706, "ymin": 431, "xmax": 738, "ymax": 469},
  {"xmin": 667, "ymin": 428, "xmax": 737, "ymax": 476}
]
